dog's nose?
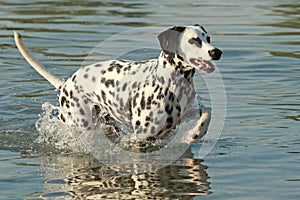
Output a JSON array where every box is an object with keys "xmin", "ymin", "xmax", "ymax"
[{"xmin": 208, "ymin": 48, "xmax": 222, "ymax": 60}]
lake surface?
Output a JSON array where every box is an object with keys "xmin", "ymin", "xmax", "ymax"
[{"xmin": 1, "ymin": 0, "xmax": 299, "ymax": 199}]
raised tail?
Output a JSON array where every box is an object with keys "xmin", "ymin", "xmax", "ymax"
[{"xmin": 13, "ymin": 31, "xmax": 64, "ymax": 90}]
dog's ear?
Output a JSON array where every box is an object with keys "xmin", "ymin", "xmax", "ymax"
[{"xmin": 158, "ymin": 26, "xmax": 186, "ymax": 54}]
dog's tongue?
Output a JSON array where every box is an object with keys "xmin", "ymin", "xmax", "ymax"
[{"xmin": 191, "ymin": 59, "xmax": 215, "ymax": 73}]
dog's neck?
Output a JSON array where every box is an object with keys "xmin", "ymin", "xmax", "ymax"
[{"xmin": 158, "ymin": 51, "xmax": 195, "ymax": 83}]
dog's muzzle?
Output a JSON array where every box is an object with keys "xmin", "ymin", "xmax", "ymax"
[{"xmin": 208, "ymin": 48, "xmax": 222, "ymax": 60}]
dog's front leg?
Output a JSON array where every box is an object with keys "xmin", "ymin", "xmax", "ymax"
[{"xmin": 185, "ymin": 106, "xmax": 211, "ymax": 143}]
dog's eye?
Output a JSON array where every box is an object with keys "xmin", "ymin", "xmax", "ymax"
[
  {"xmin": 207, "ymin": 36, "xmax": 211, "ymax": 43},
  {"xmin": 188, "ymin": 37, "xmax": 202, "ymax": 47}
]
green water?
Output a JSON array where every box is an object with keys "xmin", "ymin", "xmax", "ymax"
[{"xmin": 1, "ymin": 0, "xmax": 299, "ymax": 199}]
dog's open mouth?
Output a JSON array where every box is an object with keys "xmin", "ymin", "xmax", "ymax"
[{"xmin": 190, "ymin": 58, "xmax": 215, "ymax": 73}]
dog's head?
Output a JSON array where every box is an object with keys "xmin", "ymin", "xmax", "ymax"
[{"xmin": 158, "ymin": 24, "xmax": 222, "ymax": 73}]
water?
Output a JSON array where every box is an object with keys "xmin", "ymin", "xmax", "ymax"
[{"xmin": 1, "ymin": 0, "xmax": 299, "ymax": 199}]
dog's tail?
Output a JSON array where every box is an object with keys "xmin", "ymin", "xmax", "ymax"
[{"xmin": 13, "ymin": 31, "xmax": 64, "ymax": 90}]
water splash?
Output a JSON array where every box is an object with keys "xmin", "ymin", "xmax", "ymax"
[{"xmin": 35, "ymin": 102, "xmax": 87, "ymax": 153}]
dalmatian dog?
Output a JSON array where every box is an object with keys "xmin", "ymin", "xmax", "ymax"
[{"xmin": 14, "ymin": 24, "xmax": 222, "ymax": 144}]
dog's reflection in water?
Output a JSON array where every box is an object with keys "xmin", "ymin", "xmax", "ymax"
[{"xmin": 40, "ymin": 149, "xmax": 211, "ymax": 199}]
